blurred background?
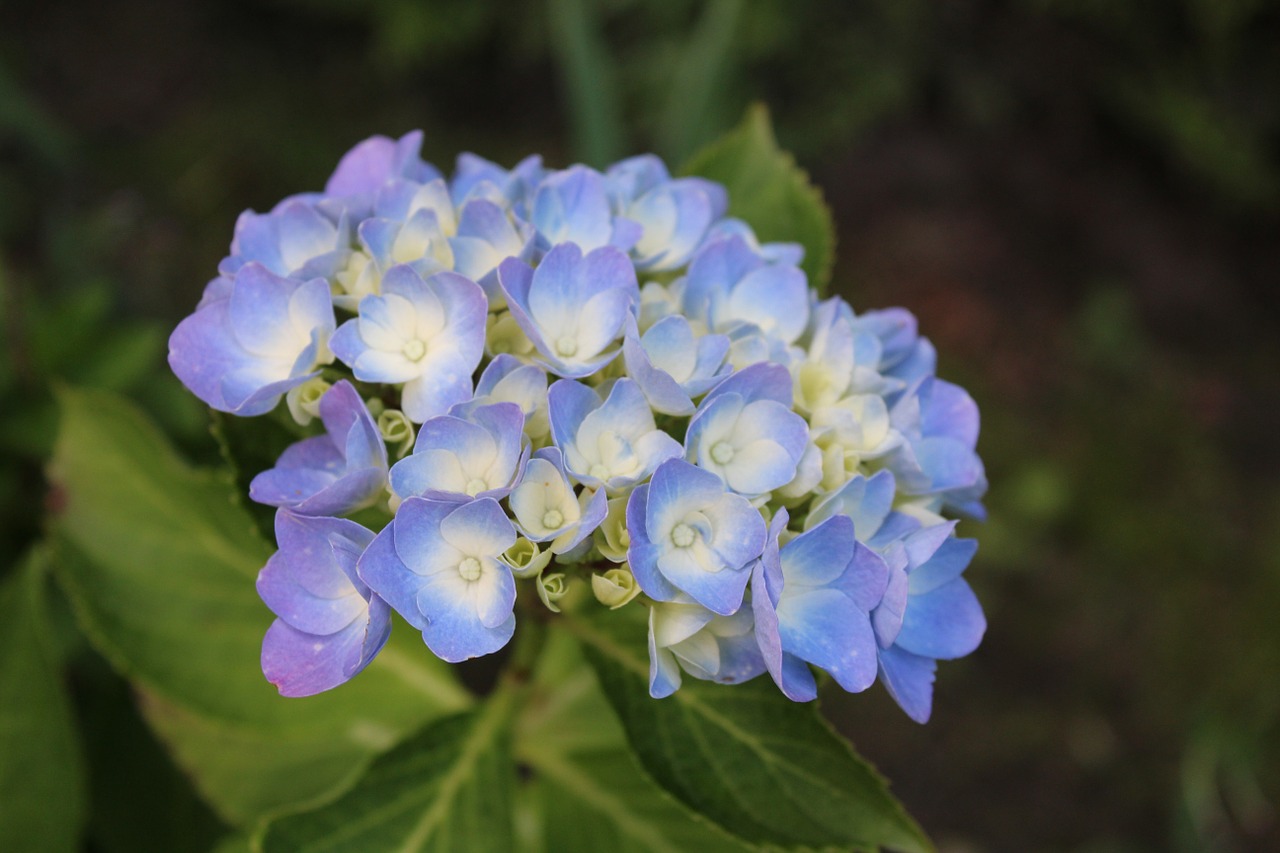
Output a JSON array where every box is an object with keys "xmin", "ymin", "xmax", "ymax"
[{"xmin": 1, "ymin": 1, "xmax": 1278, "ymax": 850}]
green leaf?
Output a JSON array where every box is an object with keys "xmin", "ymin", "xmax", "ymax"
[
  {"xmin": 516, "ymin": 628, "xmax": 750, "ymax": 853},
  {"xmin": 259, "ymin": 693, "xmax": 517, "ymax": 853},
  {"xmin": 682, "ymin": 103, "xmax": 836, "ymax": 291},
  {"xmin": 568, "ymin": 612, "xmax": 932, "ymax": 853},
  {"xmin": 47, "ymin": 386, "xmax": 472, "ymax": 825},
  {"xmin": 0, "ymin": 549, "xmax": 86, "ymax": 853}
]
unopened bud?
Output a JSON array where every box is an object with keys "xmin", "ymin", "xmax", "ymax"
[{"xmin": 592, "ymin": 567, "xmax": 640, "ymax": 609}]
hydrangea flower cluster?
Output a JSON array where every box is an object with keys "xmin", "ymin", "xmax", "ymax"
[{"xmin": 169, "ymin": 131, "xmax": 987, "ymax": 722}]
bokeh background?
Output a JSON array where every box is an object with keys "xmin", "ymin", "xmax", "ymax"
[{"xmin": 2, "ymin": 1, "xmax": 1278, "ymax": 850}]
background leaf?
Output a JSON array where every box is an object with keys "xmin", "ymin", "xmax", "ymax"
[
  {"xmin": 682, "ymin": 103, "xmax": 836, "ymax": 291},
  {"xmin": 569, "ymin": 611, "xmax": 931, "ymax": 852},
  {"xmin": 516, "ymin": 628, "xmax": 750, "ymax": 852},
  {"xmin": 0, "ymin": 549, "xmax": 86, "ymax": 853},
  {"xmin": 46, "ymin": 387, "xmax": 472, "ymax": 825},
  {"xmin": 259, "ymin": 696, "xmax": 517, "ymax": 853}
]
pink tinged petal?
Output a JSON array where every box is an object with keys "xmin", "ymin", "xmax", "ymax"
[
  {"xmin": 261, "ymin": 617, "xmax": 369, "ymax": 697},
  {"xmin": 326, "ymin": 135, "xmax": 398, "ymax": 197},
  {"xmin": 877, "ymin": 645, "xmax": 936, "ymax": 723},
  {"xmin": 896, "ymin": 578, "xmax": 986, "ymax": 661},
  {"xmin": 778, "ymin": 587, "xmax": 878, "ymax": 693}
]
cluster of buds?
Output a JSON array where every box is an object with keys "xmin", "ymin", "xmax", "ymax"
[{"xmin": 169, "ymin": 131, "xmax": 986, "ymax": 722}]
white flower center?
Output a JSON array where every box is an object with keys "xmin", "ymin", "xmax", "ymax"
[
  {"xmin": 458, "ymin": 557, "xmax": 482, "ymax": 582},
  {"xmin": 465, "ymin": 478, "xmax": 488, "ymax": 496},
  {"xmin": 589, "ymin": 463, "xmax": 611, "ymax": 482},
  {"xmin": 402, "ymin": 339, "xmax": 427, "ymax": 362},
  {"xmin": 671, "ymin": 523, "xmax": 696, "ymax": 549},
  {"xmin": 555, "ymin": 336, "xmax": 578, "ymax": 357},
  {"xmin": 710, "ymin": 440, "xmax": 736, "ymax": 466},
  {"xmin": 541, "ymin": 509, "xmax": 564, "ymax": 530}
]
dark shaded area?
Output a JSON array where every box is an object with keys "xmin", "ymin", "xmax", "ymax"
[{"xmin": 1, "ymin": 1, "xmax": 1277, "ymax": 850}]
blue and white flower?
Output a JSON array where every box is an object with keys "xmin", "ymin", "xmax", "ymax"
[
  {"xmin": 508, "ymin": 447, "xmax": 607, "ymax": 554},
  {"xmin": 257, "ymin": 511, "xmax": 389, "ymax": 697},
  {"xmin": 220, "ymin": 197, "xmax": 351, "ymax": 282},
  {"xmin": 330, "ymin": 266, "xmax": 487, "ymax": 422},
  {"xmin": 684, "ymin": 363, "xmax": 809, "ymax": 496},
  {"xmin": 324, "ymin": 130, "xmax": 442, "ymax": 216},
  {"xmin": 498, "ymin": 242, "xmax": 638, "ymax": 378},
  {"xmin": 647, "ymin": 597, "xmax": 766, "ymax": 698},
  {"xmin": 358, "ymin": 497, "xmax": 518, "ymax": 662},
  {"xmin": 627, "ymin": 458, "xmax": 766, "ymax": 615},
  {"xmin": 605, "ymin": 155, "xmax": 726, "ymax": 270},
  {"xmin": 530, "ymin": 164, "xmax": 640, "ymax": 252},
  {"xmin": 752, "ymin": 509, "xmax": 889, "ymax": 702},
  {"xmin": 249, "ymin": 380, "xmax": 388, "ymax": 516},
  {"xmin": 886, "ymin": 377, "xmax": 988, "ymax": 518},
  {"xmin": 622, "ymin": 315, "xmax": 731, "ymax": 416},
  {"xmin": 547, "ymin": 378, "xmax": 682, "ymax": 492},
  {"xmin": 168, "ymin": 262, "xmax": 335, "ymax": 416},
  {"xmin": 682, "ymin": 234, "xmax": 809, "ymax": 344},
  {"xmin": 389, "ymin": 401, "xmax": 527, "ymax": 501},
  {"xmin": 465, "ymin": 354, "xmax": 551, "ymax": 445}
]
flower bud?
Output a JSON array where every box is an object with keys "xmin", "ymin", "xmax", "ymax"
[
  {"xmin": 377, "ymin": 408, "xmax": 416, "ymax": 458},
  {"xmin": 594, "ymin": 496, "xmax": 631, "ymax": 562},
  {"xmin": 286, "ymin": 377, "xmax": 331, "ymax": 426},
  {"xmin": 591, "ymin": 567, "xmax": 640, "ymax": 609},
  {"xmin": 537, "ymin": 572, "xmax": 568, "ymax": 612},
  {"xmin": 503, "ymin": 537, "xmax": 553, "ymax": 579}
]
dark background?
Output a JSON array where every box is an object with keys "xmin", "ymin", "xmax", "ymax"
[{"xmin": 1, "ymin": 1, "xmax": 1278, "ymax": 850}]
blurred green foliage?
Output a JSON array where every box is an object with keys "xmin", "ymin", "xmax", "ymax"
[{"xmin": 0, "ymin": 0, "xmax": 1277, "ymax": 850}]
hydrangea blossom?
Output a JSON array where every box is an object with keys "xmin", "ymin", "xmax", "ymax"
[
  {"xmin": 249, "ymin": 380, "xmax": 388, "ymax": 516},
  {"xmin": 168, "ymin": 131, "xmax": 988, "ymax": 722},
  {"xmin": 256, "ymin": 511, "xmax": 389, "ymax": 697}
]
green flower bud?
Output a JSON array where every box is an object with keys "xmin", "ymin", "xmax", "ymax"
[
  {"xmin": 591, "ymin": 567, "xmax": 640, "ymax": 610},
  {"xmin": 503, "ymin": 537, "xmax": 553, "ymax": 579},
  {"xmin": 285, "ymin": 376, "xmax": 331, "ymax": 426},
  {"xmin": 377, "ymin": 408, "xmax": 416, "ymax": 458},
  {"xmin": 537, "ymin": 572, "xmax": 568, "ymax": 612},
  {"xmin": 594, "ymin": 496, "xmax": 631, "ymax": 562}
]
